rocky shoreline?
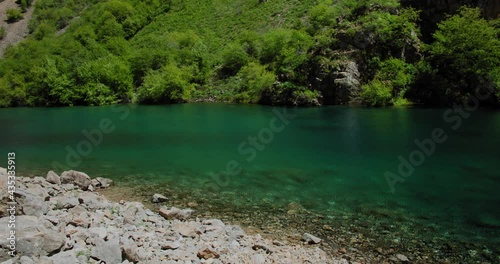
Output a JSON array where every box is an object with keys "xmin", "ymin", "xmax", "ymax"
[{"xmin": 0, "ymin": 169, "xmax": 340, "ymax": 264}]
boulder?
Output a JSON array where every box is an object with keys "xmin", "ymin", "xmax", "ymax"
[
  {"xmin": 15, "ymin": 189, "xmax": 50, "ymax": 216},
  {"xmin": 60, "ymin": 170, "xmax": 91, "ymax": 190},
  {"xmin": 159, "ymin": 206, "xmax": 194, "ymax": 220},
  {"xmin": 49, "ymin": 249, "xmax": 79, "ymax": 264},
  {"xmin": 96, "ymin": 177, "xmax": 113, "ymax": 188},
  {"xmin": 46, "ymin": 171, "xmax": 61, "ymax": 185},
  {"xmin": 90, "ymin": 177, "xmax": 113, "ymax": 189},
  {"xmin": 122, "ymin": 244, "xmax": 148, "ymax": 263},
  {"xmin": 301, "ymin": 233, "xmax": 322, "ymax": 244},
  {"xmin": 90, "ymin": 238, "xmax": 121, "ymax": 264},
  {"xmin": 152, "ymin": 193, "xmax": 168, "ymax": 203}
]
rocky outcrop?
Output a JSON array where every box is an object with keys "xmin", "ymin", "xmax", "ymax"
[
  {"xmin": 314, "ymin": 61, "xmax": 361, "ymax": 105},
  {"xmin": 0, "ymin": 170, "xmax": 340, "ymax": 263}
]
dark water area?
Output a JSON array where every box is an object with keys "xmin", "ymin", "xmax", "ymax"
[{"xmin": 1, "ymin": 103, "xmax": 499, "ymax": 262}]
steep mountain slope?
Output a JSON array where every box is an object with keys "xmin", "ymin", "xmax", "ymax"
[{"xmin": 0, "ymin": 0, "xmax": 498, "ymax": 107}]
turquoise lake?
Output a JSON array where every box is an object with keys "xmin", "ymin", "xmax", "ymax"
[{"xmin": 1, "ymin": 104, "xmax": 499, "ymax": 254}]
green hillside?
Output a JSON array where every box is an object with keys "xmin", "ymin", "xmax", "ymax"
[{"xmin": 0, "ymin": 0, "xmax": 498, "ymax": 107}]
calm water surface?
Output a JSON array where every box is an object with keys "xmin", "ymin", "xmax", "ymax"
[{"xmin": 1, "ymin": 104, "xmax": 499, "ymax": 246}]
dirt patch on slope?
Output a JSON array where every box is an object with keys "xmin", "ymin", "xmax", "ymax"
[{"xmin": 0, "ymin": 0, "xmax": 35, "ymax": 57}]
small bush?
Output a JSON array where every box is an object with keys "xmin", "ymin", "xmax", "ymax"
[
  {"xmin": 6, "ymin": 8, "xmax": 23, "ymax": 23},
  {"xmin": 0, "ymin": 27, "xmax": 5, "ymax": 39}
]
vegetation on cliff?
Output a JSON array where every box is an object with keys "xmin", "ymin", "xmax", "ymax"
[{"xmin": 0, "ymin": 0, "xmax": 498, "ymax": 107}]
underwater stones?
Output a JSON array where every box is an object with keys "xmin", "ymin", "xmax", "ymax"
[
  {"xmin": 152, "ymin": 193, "xmax": 168, "ymax": 203},
  {"xmin": 395, "ymin": 253, "xmax": 409, "ymax": 262},
  {"xmin": 301, "ymin": 233, "xmax": 322, "ymax": 244}
]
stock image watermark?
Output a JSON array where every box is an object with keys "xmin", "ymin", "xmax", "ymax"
[
  {"xmin": 385, "ymin": 81, "xmax": 496, "ymax": 193},
  {"xmin": 6, "ymin": 152, "xmax": 16, "ymax": 257},
  {"xmin": 205, "ymin": 107, "xmax": 296, "ymax": 192},
  {"xmin": 51, "ymin": 104, "xmax": 136, "ymax": 171}
]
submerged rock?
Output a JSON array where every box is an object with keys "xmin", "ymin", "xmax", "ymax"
[
  {"xmin": 152, "ymin": 193, "xmax": 168, "ymax": 203},
  {"xmin": 301, "ymin": 233, "xmax": 322, "ymax": 244},
  {"xmin": 396, "ymin": 253, "xmax": 410, "ymax": 262}
]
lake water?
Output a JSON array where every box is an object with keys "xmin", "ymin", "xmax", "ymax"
[{"xmin": 1, "ymin": 104, "xmax": 499, "ymax": 259}]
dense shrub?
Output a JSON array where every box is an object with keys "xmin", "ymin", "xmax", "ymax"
[{"xmin": 6, "ymin": 8, "xmax": 23, "ymax": 23}]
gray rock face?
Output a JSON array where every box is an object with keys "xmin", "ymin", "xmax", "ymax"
[
  {"xmin": 60, "ymin": 170, "xmax": 91, "ymax": 190},
  {"xmin": 332, "ymin": 61, "xmax": 361, "ymax": 104},
  {"xmin": 314, "ymin": 61, "xmax": 361, "ymax": 105},
  {"xmin": 301, "ymin": 233, "xmax": 322, "ymax": 244},
  {"xmin": 46, "ymin": 171, "xmax": 61, "ymax": 185},
  {"xmin": 152, "ymin": 193, "xmax": 168, "ymax": 203}
]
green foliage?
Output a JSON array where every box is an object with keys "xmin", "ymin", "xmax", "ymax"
[
  {"xmin": 361, "ymin": 80, "xmax": 392, "ymax": 106},
  {"xmin": 219, "ymin": 44, "xmax": 249, "ymax": 77},
  {"xmin": 425, "ymin": 7, "xmax": 500, "ymax": 103},
  {"xmin": 361, "ymin": 58, "xmax": 415, "ymax": 106},
  {"xmin": 0, "ymin": 0, "xmax": 498, "ymax": 107},
  {"xmin": 234, "ymin": 62, "xmax": 275, "ymax": 103},
  {"xmin": 0, "ymin": 27, "xmax": 5, "ymax": 40},
  {"xmin": 138, "ymin": 63, "xmax": 195, "ymax": 104},
  {"xmin": 6, "ymin": 8, "xmax": 23, "ymax": 23}
]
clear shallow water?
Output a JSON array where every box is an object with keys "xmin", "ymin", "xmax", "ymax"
[{"xmin": 1, "ymin": 104, "xmax": 499, "ymax": 245}]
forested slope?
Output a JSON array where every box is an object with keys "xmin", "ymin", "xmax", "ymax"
[{"xmin": 0, "ymin": 0, "xmax": 498, "ymax": 107}]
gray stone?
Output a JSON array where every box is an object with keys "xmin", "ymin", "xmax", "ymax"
[
  {"xmin": 301, "ymin": 233, "xmax": 322, "ymax": 244},
  {"xmin": 96, "ymin": 177, "xmax": 113, "ymax": 188},
  {"xmin": 396, "ymin": 253, "xmax": 410, "ymax": 262},
  {"xmin": 173, "ymin": 222, "xmax": 198, "ymax": 238},
  {"xmin": 60, "ymin": 170, "xmax": 91, "ymax": 190},
  {"xmin": 51, "ymin": 196, "xmax": 79, "ymax": 209},
  {"xmin": 20, "ymin": 256, "xmax": 35, "ymax": 264},
  {"xmin": 159, "ymin": 206, "xmax": 194, "ymax": 220},
  {"xmin": 15, "ymin": 189, "xmax": 50, "ymax": 216},
  {"xmin": 78, "ymin": 192, "xmax": 105, "ymax": 209},
  {"xmin": 89, "ymin": 227, "xmax": 107, "ymax": 239},
  {"xmin": 91, "ymin": 237, "xmax": 121, "ymax": 264},
  {"xmin": 152, "ymin": 193, "xmax": 168, "ymax": 203},
  {"xmin": 49, "ymin": 249, "xmax": 78, "ymax": 264},
  {"xmin": 161, "ymin": 241, "xmax": 181, "ymax": 250},
  {"xmin": 122, "ymin": 244, "xmax": 148, "ymax": 263},
  {"xmin": 252, "ymin": 254, "xmax": 266, "ymax": 264}
]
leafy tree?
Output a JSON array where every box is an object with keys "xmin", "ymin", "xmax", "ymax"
[
  {"xmin": 361, "ymin": 58, "xmax": 415, "ymax": 106},
  {"xmin": 234, "ymin": 62, "xmax": 275, "ymax": 103},
  {"xmin": 138, "ymin": 63, "xmax": 195, "ymax": 104},
  {"xmin": 425, "ymin": 7, "xmax": 500, "ymax": 103},
  {"xmin": 219, "ymin": 44, "xmax": 249, "ymax": 77}
]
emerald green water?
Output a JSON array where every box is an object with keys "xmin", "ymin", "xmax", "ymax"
[{"xmin": 1, "ymin": 104, "xmax": 499, "ymax": 251}]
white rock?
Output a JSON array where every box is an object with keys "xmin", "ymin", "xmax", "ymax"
[
  {"xmin": 46, "ymin": 171, "xmax": 61, "ymax": 185},
  {"xmin": 152, "ymin": 193, "xmax": 168, "ymax": 203},
  {"xmin": 301, "ymin": 233, "xmax": 322, "ymax": 244},
  {"xmin": 396, "ymin": 253, "xmax": 410, "ymax": 262}
]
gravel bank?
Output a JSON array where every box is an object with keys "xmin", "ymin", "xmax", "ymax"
[{"xmin": 0, "ymin": 168, "xmax": 342, "ymax": 263}]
